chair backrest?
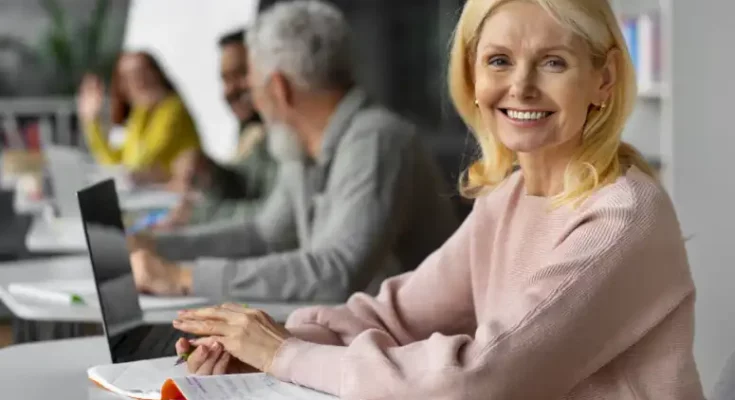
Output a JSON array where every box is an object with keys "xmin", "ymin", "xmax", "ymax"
[{"xmin": 0, "ymin": 190, "xmax": 14, "ymax": 219}]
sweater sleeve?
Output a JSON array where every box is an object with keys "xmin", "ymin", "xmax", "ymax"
[
  {"xmin": 283, "ymin": 203, "xmax": 479, "ymax": 346},
  {"xmin": 269, "ymin": 195, "xmax": 695, "ymax": 399},
  {"xmin": 154, "ymin": 170, "xmax": 296, "ymax": 261},
  {"xmin": 135, "ymin": 96, "xmax": 198, "ymax": 168}
]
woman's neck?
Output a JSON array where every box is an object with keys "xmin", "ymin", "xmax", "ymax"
[{"xmin": 517, "ymin": 138, "xmax": 580, "ymax": 197}]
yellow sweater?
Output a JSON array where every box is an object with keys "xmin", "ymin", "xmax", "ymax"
[{"xmin": 84, "ymin": 94, "xmax": 201, "ymax": 172}]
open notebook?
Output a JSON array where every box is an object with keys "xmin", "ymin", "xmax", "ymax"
[
  {"xmin": 88, "ymin": 357, "xmax": 337, "ymax": 400},
  {"xmin": 8, "ymin": 279, "xmax": 209, "ymax": 309}
]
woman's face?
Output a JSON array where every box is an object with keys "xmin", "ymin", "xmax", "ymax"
[
  {"xmin": 474, "ymin": 1, "xmax": 614, "ymax": 156},
  {"xmin": 118, "ymin": 54, "xmax": 165, "ymax": 106}
]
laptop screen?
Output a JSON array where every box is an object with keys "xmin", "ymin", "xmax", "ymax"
[
  {"xmin": 77, "ymin": 179, "xmax": 147, "ymax": 359},
  {"xmin": 45, "ymin": 145, "xmax": 92, "ymax": 217}
]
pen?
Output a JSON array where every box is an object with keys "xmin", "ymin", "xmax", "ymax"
[
  {"xmin": 174, "ymin": 351, "xmax": 192, "ymax": 366},
  {"xmin": 174, "ymin": 303, "xmax": 249, "ymax": 366}
]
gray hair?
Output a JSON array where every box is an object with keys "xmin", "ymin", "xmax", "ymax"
[{"xmin": 247, "ymin": 0, "xmax": 353, "ymax": 91}]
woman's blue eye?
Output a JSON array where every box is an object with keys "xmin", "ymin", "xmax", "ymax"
[
  {"xmin": 488, "ymin": 57, "xmax": 509, "ymax": 67},
  {"xmin": 544, "ymin": 58, "xmax": 567, "ymax": 69}
]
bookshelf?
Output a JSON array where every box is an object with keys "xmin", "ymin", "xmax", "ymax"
[{"xmin": 611, "ymin": 0, "xmax": 669, "ymax": 183}]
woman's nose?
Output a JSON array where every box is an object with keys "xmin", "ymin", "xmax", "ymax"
[{"xmin": 508, "ymin": 66, "xmax": 539, "ymax": 100}]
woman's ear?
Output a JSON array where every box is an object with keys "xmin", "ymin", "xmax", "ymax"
[{"xmin": 597, "ymin": 48, "xmax": 619, "ymax": 102}]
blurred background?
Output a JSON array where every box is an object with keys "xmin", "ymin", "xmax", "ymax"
[{"xmin": 1, "ymin": 0, "xmax": 733, "ymax": 392}]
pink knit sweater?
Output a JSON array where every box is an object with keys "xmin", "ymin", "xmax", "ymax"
[{"xmin": 269, "ymin": 167, "xmax": 705, "ymax": 399}]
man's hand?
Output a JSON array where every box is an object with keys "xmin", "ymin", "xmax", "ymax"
[
  {"xmin": 153, "ymin": 194, "xmax": 197, "ymax": 231},
  {"xmin": 127, "ymin": 233, "xmax": 156, "ymax": 252},
  {"xmin": 130, "ymin": 249, "xmax": 192, "ymax": 295}
]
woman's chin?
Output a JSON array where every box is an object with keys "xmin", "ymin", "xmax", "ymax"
[{"xmin": 499, "ymin": 138, "xmax": 549, "ymax": 154}]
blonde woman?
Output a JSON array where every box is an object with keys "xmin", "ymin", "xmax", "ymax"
[{"xmin": 171, "ymin": 0, "xmax": 705, "ymax": 398}]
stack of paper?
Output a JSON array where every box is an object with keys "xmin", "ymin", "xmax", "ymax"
[
  {"xmin": 88, "ymin": 356, "xmax": 188, "ymax": 399},
  {"xmin": 88, "ymin": 356, "xmax": 338, "ymax": 400}
]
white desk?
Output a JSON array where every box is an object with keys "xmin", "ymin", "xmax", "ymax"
[
  {"xmin": 0, "ymin": 336, "xmax": 120, "ymax": 399},
  {"xmin": 24, "ymin": 188, "xmax": 183, "ymax": 253},
  {"xmin": 0, "ymin": 255, "xmax": 326, "ymax": 323},
  {"xmin": 12, "ymin": 193, "xmax": 49, "ymax": 215}
]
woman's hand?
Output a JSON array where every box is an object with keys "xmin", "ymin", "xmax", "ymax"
[
  {"xmin": 173, "ymin": 304, "xmax": 291, "ymax": 373},
  {"xmin": 175, "ymin": 337, "xmax": 258, "ymax": 375},
  {"xmin": 77, "ymin": 74, "xmax": 104, "ymax": 123}
]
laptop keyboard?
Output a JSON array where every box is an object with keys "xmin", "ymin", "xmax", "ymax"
[{"xmin": 110, "ymin": 324, "xmax": 195, "ymax": 363}]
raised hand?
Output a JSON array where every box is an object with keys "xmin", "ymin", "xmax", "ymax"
[{"xmin": 77, "ymin": 74, "xmax": 105, "ymax": 123}]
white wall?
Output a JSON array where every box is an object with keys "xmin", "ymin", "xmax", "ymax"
[
  {"xmin": 668, "ymin": 0, "xmax": 735, "ymax": 392},
  {"xmin": 123, "ymin": 0, "xmax": 260, "ymax": 162}
]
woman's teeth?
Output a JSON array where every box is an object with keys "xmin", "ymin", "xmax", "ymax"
[{"xmin": 505, "ymin": 109, "xmax": 551, "ymax": 121}]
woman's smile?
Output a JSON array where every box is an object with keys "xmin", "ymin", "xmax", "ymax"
[{"xmin": 498, "ymin": 108, "xmax": 555, "ymax": 128}]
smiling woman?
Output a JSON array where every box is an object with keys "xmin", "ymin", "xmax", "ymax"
[
  {"xmin": 172, "ymin": 1, "xmax": 705, "ymax": 399},
  {"xmin": 450, "ymin": 0, "xmax": 654, "ymax": 205}
]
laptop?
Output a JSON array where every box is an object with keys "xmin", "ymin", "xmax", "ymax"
[
  {"xmin": 44, "ymin": 144, "xmax": 94, "ymax": 218},
  {"xmin": 77, "ymin": 178, "xmax": 193, "ymax": 363}
]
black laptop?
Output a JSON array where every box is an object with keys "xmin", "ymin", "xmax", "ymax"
[{"xmin": 77, "ymin": 179, "xmax": 193, "ymax": 363}]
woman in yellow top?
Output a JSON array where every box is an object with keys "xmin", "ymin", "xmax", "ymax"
[{"xmin": 77, "ymin": 51, "xmax": 201, "ymax": 185}]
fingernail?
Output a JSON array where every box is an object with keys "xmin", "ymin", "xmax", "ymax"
[{"xmin": 172, "ymin": 319, "xmax": 180, "ymax": 325}]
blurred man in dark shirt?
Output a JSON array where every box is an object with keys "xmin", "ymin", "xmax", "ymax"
[{"xmin": 163, "ymin": 29, "xmax": 278, "ymax": 229}]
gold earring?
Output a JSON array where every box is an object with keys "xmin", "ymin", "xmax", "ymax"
[
  {"xmin": 600, "ymin": 101, "xmax": 607, "ymax": 109},
  {"xmin": 474, "ymin": 99, "xmax": 479, "ymax": 107}
]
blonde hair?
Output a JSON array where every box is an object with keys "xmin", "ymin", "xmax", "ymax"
[{"xmin": 448, "ymin": 0, "xmax": 655, "ymax": 208}]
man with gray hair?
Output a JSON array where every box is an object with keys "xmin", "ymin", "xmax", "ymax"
[{"xmin": 128, "ymin": 0, "xmax": 459, "ymax": 302}]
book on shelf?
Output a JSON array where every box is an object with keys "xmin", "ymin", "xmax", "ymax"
[{"xmin": 619, "ymin": 11, "xmax": 661, "ymax": 95}]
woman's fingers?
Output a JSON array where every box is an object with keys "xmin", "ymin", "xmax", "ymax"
[
  {"xmin": 189, "ymin": 336, "xmax": 219, "ymax": 347},
  {"xmin": 186, "ymin": 345, "xmax": 210, "ymax": 374},
  {"xmin": 178, "ymin": 306, "xmax": 236, "ymax": 321},
  {"xmin": 173, "ymin": 318, "xmax": 232, "ymax": 336},
  {"xmin": 175, "ymin": 338, "xmax": 191, "ymax": 356},
  {"xmin": 212, "ymin": 351, "xmax": 231, "ymax": 375},
  {"xmin": 220, "ymin": 303, "xmax": 252, "ymax": 314},
  {"xmin": 195, "ymin": 343, "xmax": 223, "ymax": 376}
]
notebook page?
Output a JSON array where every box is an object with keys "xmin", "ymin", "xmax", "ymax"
[
  {"xmin": 88, "ymin": 356, "xmax": 189, "ymax": 400},
  {"xmin": 173, "ymin": 373, "xmax": 338, "ymax": 400}
]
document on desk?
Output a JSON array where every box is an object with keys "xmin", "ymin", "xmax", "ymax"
[
  {"xmin": 7, "ymin": 279, "xmax": 209, "ymax": 309},
  {"xmin": 161, "ymin": 373, "xmax": 338, "ymax": 400},
  {"xmin": 88, "ymin": 356, "xmax": 189, "ymax": 399},
  {"xmin": 89, "ymin": 357, "xmax": 337, "ymax": 400}
]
